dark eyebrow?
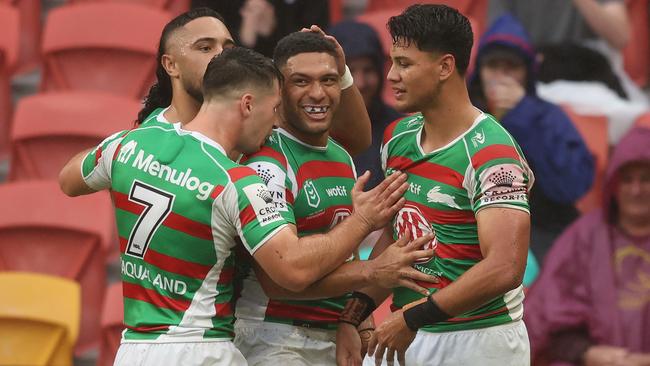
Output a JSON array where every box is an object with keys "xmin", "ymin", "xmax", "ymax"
[{"xmin": 192, "ymin": 37, "xmax": 236, "ymax": 47}]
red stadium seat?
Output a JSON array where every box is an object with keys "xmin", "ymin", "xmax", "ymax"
[
  {"xmin": 562, "ymin": 107, "xmax": 610, "ymax": 213},
  {"xmin": 635, "ymin": 112, "xmax": 650, "ymax": 129},
  {"xmin": 0, "ymin": 4, "xmax": 19, "ymax": 158},
  {"xmin": 8, "ymin": 91, "xmax": 140, "ymax": 181},
  {"xmin": 67, "ymin": 0, "xmax": 190, "ymax": 16},
  {"xmin": 41, "ymin": 2, "xmax": 172, "ymax": 99},
  {"xmin": 98, "ymin": 283, "xmax": 124, "ymax": 366},
  {"xmin": 0, "ymin": 181, "xmax": 116, "ymax": 354},
  {"xmin": 623, "ymin": 0, "xmax": 649, "ymax": 87},
  {"xmin": 0, "ymin": 0, "xmax": 41, "ymax": 74}
]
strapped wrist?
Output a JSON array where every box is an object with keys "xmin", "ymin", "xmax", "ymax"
[
  {"xmin": 339, "ymin": 291, "xmax": 377, "ymax": 327},
  {"xmin": 402, "ymin": 295, "xmax": 451, "ymax": 331},
  {"xmin": 340, "ymin": 65, "xmax": 354, "ymax": 90}
]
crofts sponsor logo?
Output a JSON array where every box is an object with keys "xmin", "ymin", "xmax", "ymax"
[
  {"xmin": 395, "ymin": 204, "xmax": 437, "ymax": 264},
  {"xmin": 304, "ymin": 179, "xmax": 321, "ymax": 208},
  {"xmin": 243, "ymin": 183, "xmax": 283, "ymax": 226},
  {"xmin": 480, "ymin": 164, "xmax": 528, "ymax": 203}
]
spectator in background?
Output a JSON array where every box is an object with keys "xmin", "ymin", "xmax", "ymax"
[
  {"xmin": 468, "ymin": 14, "xmax": 595, "ymax": 263},
  {"xmin": 192, "ymin": 0, "xmax": 330, "ymax": 57},
  {"xmin": 525, "ymin": 126, "xmax": 650, "ymax": 366},
  {"xmin": 329, "ymin": 20, "xmax": 402, "ymax": 190}
]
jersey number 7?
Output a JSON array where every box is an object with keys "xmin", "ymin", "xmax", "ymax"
[{"xmin": 125, "ymin": 181, "xmax": 175, "ymax": 258}]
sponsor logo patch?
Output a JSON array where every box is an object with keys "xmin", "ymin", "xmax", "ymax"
[
  {"xmin": 426, "ymin": 186, "xmax": 461, "ymax": 209},
  {"xmin": 395, "ymin": 204, "xmax": 437, "ymax": 264},
  {"xmin": 243, "ymin": 183, "xmax": 283, "ymax": 227}
]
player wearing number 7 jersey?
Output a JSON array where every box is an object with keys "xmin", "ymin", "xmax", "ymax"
[{"xmin": 59, "ymin": 48, "xmax": 408, "ymax": 366}]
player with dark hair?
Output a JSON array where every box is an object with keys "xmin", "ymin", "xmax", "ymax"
[
  {"xmin": 233, "ymin": 31, "xmax": 438, "ymax": 365},
  {"xmin": 58, "ymin": 47, "xmax": 407, "ymax": 366},
  {"xmin": 136, "ymin": 8, "xmax": 372, "ymax": 156},
  {"xmin": 335, "ymin": 5, "xmax": 534, "ymax": 365}
]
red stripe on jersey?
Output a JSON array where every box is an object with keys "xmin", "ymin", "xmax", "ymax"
[
  {"xmin": 238, "ymin": 204, "xmax": 256, "ymax": 228},
  {"xmin": 123, "ymin": 281, "xmax": 191, "ymax": 312},
  {"xmin": 228, "ymin": 166, "xmax": 257, "ymax": 182},
  {"xmin": 112, "ymin": 144, "xmax": 121, "ymax": 161},
  {"xmin": 415, "ymin": 275, "xmax": 452, "ymax": 290},
  {"xmin": 447, "ymin": 306, "xmax": 508, "ymax": 322},
  {"xmin": 382, "ymin": 119, "xmax": 401, "ymax": 145},
  {"xmin": 435, "ymin": 242, "xmax": 483, "ymax": 261},
  {"xmin": 471, "ymin": 144, "xmax": 520, "ymax": 170},
  {"xmin": 112, "ymin": 191, "xmax": 213, "ymax": 241},
  {"xmin": 125, "ymin": 324, "xmax": 170, "ymax": 332},
  {"xmin": 250, "ymin": 145, "xmax": 288, "ymax": 170},
  {"xmin": 95, "ymin": 146, "xmax": 103, "ymax": 166},
  {"xmin": 406, "ymin": 200, "xmax": 476, "ymax": 224},
  {"xmin": 146, "ymin": 248, "xmax": 213, "ymax": 280},
  {"xmin": 210, "ymin": 185, "xmax": 224, "ymax": 199},
  {"xmin": 285, "ymin": 188, "xmax": 294, "ymax": 205},
  {"xmin": 265, "ymin": 300, "xmax": 341, "ymax": 323},
  {"xmin": 296, "ymin": 204, "xmax": 352, "ymax": 232},
  {"xmin": 296, "ymin": 161, "xmax": 354, "ymax": 191},
  {"xmin": 388, "ymin": 156, "xmax": 464, "ymax": 189},
  {"xmin": 217, "ymin": 266, "xmax": 234, "ymax": 285},
  {"xmin": 215, "ymin": 302, "xmax": 232, "ymax": 317}
]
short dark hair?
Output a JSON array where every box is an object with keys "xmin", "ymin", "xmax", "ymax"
[
  {"xmin": 388, "ymin": 4, "xmax": 473, "ymax": 75},
  {"xmin": 137, "ymin": 7, "xmax": 226, "ymax": 124},
  {"xmin": 202, "ymin": 47, "xmax": 282, "ymax": 99},
  {"xmin": 272, "ymin": 32, "xmax": 338, "ymax": 69}
]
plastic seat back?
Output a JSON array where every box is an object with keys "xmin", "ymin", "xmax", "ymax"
[
  {"xmin": 0, "ymin": 4, "xmax": 19, "ymax": 157},
  {"xmin": 0, "ymin": 271, "xmax": 80, "ymax": 366},
  {"xmin": 562, "ymin": 107, "xmax": 609, "ymax": 213},
  {"xmin": 68, "ymin": 0, "xmax": 190, "ymax": 15},
  {"xmin": 0, "ymin": 0, "xmax": 41, "ymax": 73},
  {"xmin": 98, "ymin": 282, "xmax": 124, "ymax": 366},
  {"xmin": 0, "ymin": 181, "xmax": 116, "ymax": 353},
  {"xmin": 635, "ymin": 112, "xmax": 650, "ymax": 129},
  {"xmin": 41, "ymin": 3, "xmax": 172, "ymax": 98},
  {"xmin": 623, "ymin": 0, "xmax": 649, "ymax": 86},
  {"xmin": 8, "ymin": 91, "xmax": 140, "ymax": 181}
]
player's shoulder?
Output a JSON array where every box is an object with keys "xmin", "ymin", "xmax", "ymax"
[
  {"xmin": 139, "ymin": 107, "xmax": 167, "ymax": 127},
  {"xmin": 463, "ymin": 114, "xmax": 527, "ymax": 168},
  {"xmin": 383, "ymin": 113, "xmax": 423, "ymax": 146},
  {"xmin": 242, "ymin": 130, "xmax": 288, "ymax": 171}
]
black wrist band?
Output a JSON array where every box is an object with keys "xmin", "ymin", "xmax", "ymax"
[
  {"xmin": 402, "ymin": 295, "xmax": 451, "ymax": 331},
  {"xmin": 339, "ymin": 291, "xmax": 377, "ymax": 327}
]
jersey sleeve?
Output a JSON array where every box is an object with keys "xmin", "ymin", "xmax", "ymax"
[
  {"xmin": 81, "ymin": 130, "xmax": 129, "ymax": 191},
  {"xmin": 245, "ymin": 158, "xmax": 296, "ymax": 225},
  {"xmin": 470, "ymin": 143, "xmax": 534, "ymax": 214},
  {"xmin": 219, "ymin": 167, "xmax": 288, "ymax": 255}
]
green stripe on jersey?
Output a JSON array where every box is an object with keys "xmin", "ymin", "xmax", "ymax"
[
  {"xmin": 382, "ymin": 113, "xmax": 534, "ymax": 332},
  {"xmin": 237, "ymin": 128, "xmax": 356, "ymax": 329}
]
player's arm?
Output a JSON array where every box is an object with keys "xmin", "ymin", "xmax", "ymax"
[
  {"xmin": 252, "ymin": 171, "xmax": 407, "ymax": 293},
  {"xmin": 302, "ymin": 25, "xmax": 371, "ymax": 156},
  {"xmin": 59, "ymin": 148, "xmax": 96, "ymax": 196},
  {"xmin": 253, "ymin": 229, "xmax": 437, "ymax": 299}
]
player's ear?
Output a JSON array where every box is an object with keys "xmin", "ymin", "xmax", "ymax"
[
  {"xmin": 439, "ymin": 53, "xmax": 455, "ymax": 81},
  {"xmin": 240, "ymin": 93, "xmax": 254, "ymax": 118},
  {"xmin": 161, "ymin": 53, "xmax": 179, "ymax": 78}
]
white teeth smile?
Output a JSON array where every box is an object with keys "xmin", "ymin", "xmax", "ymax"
[{"xmin": 303, "ymin": 106, "xmax": 328, "ymax": 114}]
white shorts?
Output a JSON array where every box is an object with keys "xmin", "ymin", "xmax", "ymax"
[
  {"xmin": 113, "ymin": 341, "xmax": 248, "ymax": 366},
  {"xmin": 363, "ymin": 320, "xmax": 530, "ymax": 366},
  {"xmin": 234, "ymin": 319, "xmax": 337, "ymax": 365}
]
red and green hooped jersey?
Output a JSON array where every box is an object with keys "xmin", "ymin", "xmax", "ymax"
[
  {"xmin": 81, "ymin": 123, "xmax": 287, "ymax": 342},
  {"xmin": 382, "ymin": 113, "xmax": 534, "ymax": 332},
  {"xmin": 235, "ymin": 128, "xmax": 356, "ymax": 330}
]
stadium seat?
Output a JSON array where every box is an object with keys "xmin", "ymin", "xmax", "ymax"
[
  {"xmin": 67, "ymin": 0, "xmax": 190, "ymax": 16},
  {"xmin": 0, "ymin": 272, "xmax": 80, "ymax": 366},
  {"xmin": 623, "ymin": 0, "xmax": 649, "ymax": 87},
  {"xmin": 562, "ymin": 107, "xmax": 610, "ymax": 213},
  {"xmin": 8, "ymin": 91, "xmax": 140, "ymax": 181},
  {"xmin": 0, "ymin": 0, "xmax": 41, "ymax": 74},
  {"xmin": 41, "ymin": 2, "xmax": 172, "ymax": 99},
  {"xmin": 0, "ymin": 4, "xmax": 19, "ymax": 158},
  {"xmin": 0, "ymin": 181, "xmax": 116, "ymax": 353},
  {"xmin": 635, "ymin": 112, "xmax": 650, "ymax": 128},
  {"xmin": 98, "ymin": 283, "xmax": 124, "ymax": 366}
]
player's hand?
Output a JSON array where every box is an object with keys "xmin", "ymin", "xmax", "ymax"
[
  {"xmin": 367, "ymin": 309, "xmax": 416, "ymax": 366},
  {"xmin": 484, "ymin": 76, "xmax": 525, "ymax": 119},
  {"xmin": 336, "ymin": 322, "xmax": 363, "ymax": 366},
  {"xmin": 358, "ymin": 316, "xmax": 376, "ymax": 358},
  {"xmin": 301, "ymin": 25, "xmax": 346, "ymax": 76},
  {"xmin": 369, "ymin": 232, "xmax": 439, "ymax": 294},
  {"xmin": 351, "ymin": 171, "xmax": 408, "ymax": 231}
]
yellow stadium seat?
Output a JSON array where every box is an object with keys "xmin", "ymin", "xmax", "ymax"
[{"xmin": 0, "ymin": 272, "xmax": 80, "ymax": 366}]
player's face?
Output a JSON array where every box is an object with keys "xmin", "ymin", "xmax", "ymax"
[
  {"xmin": 387, "ymin": 42, "xmax": 443, "ymax": 113},
  {"xmin": 280, "ymin": 52, "xmax": 341, "ymax": 138},
  {"xmin": 616, "ymin": 161, "xmax": 650, "ymax": 223},
  {"xmin": 240, "ymin": 82, "xmax": 282, "ymax": 154},
  {"xmin": 349, "ymin": 56, "xmax": 380, "ymax": 107},
  {"xmin": 171, "ymin": 17, "xmax": 235, "ymax": 102}
]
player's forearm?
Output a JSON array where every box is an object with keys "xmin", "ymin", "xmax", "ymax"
[
  {"xmin": 59, "ymin": 149, "xmax": 96, "ymax": 197},
  {"xmin": 330, "ymin": 86, "xmax": 371, "ymax": 156},
  {"xmin": 573, "ymin": 0, "xmax": 630, "ymax": 49}
]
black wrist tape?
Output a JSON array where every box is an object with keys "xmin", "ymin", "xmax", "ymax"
[
  {"xmin": 402, "ymin": 295, "xmax": 451, "ymax": 331},
  {"xmin": 339, "ymin": 291, "xmax": 377, "ymax": 327}
]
